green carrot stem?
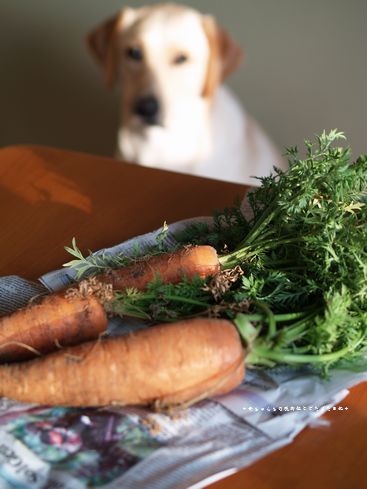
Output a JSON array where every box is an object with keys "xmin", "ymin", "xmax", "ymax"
[
  {"xmin": 253, "ymin": 301, "xmax": 277, "ymax": 338},
  {"xmin": 110, "ymin": 304, "xmax": 151, "ymax": 320},
  {"xmin": 276, "ymin": 311, "xmax": 319, "ymax": 345},
  {"xmin": 244, "ymin": 311, "xmax": 308, "ymax": 322},
  {"xmin": 233, "ymin": 185, "xmax": 311, "ymax": 254},
  {"xmin": 236, "ymin": 203, "xmax": 278, "ymax": 248},
  {"xmin": 247, "ymin": 335, "xmax": 363, "ymax": 365},
  {"xmin": 219, "ymin": 237, "xmax": 301, "ymax": 268},
  {"xmin": 158, "ymin": 294, "xmax": 209, "ymax": 307},
  {"xmin": 115, "ymin": 293, "xmax": 209, "ymax": 309},
  {"xmin": 111, "ymin": 293, "xmax": 210, "ymax": 320}
]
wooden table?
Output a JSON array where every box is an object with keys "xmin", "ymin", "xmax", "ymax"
[{"xmin": 0, "ymin": 146, "xmax": 366, "ymax": 488}]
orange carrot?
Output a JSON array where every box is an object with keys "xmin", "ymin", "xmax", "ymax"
[
  {"xmin": 96, "ymin": 245, "xmax": 220, "ymax": 290},
  {"xmin": 0, "ymin": 318, "xmax": 245, "ymax": 409},
  {"xmin": 0, "ymin": 284, "xmax": 109, "ymax": 363}
]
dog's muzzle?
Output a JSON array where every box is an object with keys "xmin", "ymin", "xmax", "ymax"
[{"xmin": 133, "ymin": 95, "xmax": 160, "ymax": 125}]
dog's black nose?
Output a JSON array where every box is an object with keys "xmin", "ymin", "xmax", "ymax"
[{"xmin": 134, "ymin": 95, "xmax": 160, "ymax": 124}]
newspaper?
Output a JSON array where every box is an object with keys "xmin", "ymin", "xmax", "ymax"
[
  {"xmin": 0, "ymin": 277, "xmax": 46, "ymax": 316},
  {"xmin": 1, "ymin": 217, "xmax": 367, "ymax": 489}
]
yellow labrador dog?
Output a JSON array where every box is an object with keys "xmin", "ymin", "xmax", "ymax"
[{"xmin": 87, "ymin": 3, "xmax": 286, "ymax": 184}]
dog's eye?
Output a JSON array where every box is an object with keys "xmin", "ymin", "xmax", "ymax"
[
  {"xmin": 173, "ymin": 53, "xmax": 189, "ymax": 65},
  {"xmin": 126, "ymin": 47, "xmax": 143, "ymax": 61}
]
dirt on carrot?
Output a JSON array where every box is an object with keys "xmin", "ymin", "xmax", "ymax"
[
  {"xmin": 0, "ymin": 278, "xmax": 111, "ymax": 363},
  {"xmin": 96, "ymin": 245, "xmax": 220, "ymax": 291}
]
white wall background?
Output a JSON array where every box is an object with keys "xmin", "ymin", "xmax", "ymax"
[{"xmin": 1, "ymin": 0, "xmax": 366, "ymax": 158}]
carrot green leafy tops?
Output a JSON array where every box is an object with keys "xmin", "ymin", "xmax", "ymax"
[{"xmin": 66, "ymin": 130, "xmax": 367, "ymax": 374}]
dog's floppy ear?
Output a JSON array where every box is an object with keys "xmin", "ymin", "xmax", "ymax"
[
  {"xmin": 201, "ymin": 15, "xmax": 244, "ymax": 98},
  {"xmin": 87, "ymin": 9, "xmax": 135, "ymax": 87}
]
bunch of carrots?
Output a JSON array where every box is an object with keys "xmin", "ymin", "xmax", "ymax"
[
  {"xmin": 0, "ymin": 245, "xmax": 245, "ymax": 410},
  {"xmin": 1, "ymin": 130, "xmax": 367, "ymax": 410}
]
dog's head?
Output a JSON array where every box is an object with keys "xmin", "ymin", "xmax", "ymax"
[{"xmin": 87, "ymin": 4, "xmax": 243, "ymax": 125}]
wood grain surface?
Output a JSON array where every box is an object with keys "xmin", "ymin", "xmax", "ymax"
[
  {"xmin": 0, "ymin": 145, "xmax": 366, "ymax": 488},
  {"xmin": 0, "ymin": 145, "xmax": 247, "ymax": 280}
]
